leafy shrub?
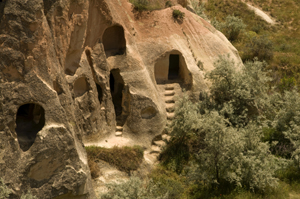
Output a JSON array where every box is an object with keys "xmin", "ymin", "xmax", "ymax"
[
  {"xmin": 100, "ymin": 176, "xmax": 168, "ymax": 199},
  {"xmin": 191, "ymin": 0, "xmax": 208, "ymax": 20},
  {"xmin": 242, "ymin": 34, "xmax": 274, "ymax": 62},
  {"xmin": 0, "ymin": 178, "xmax": 11, "ymax": 199},
  {"xmin": 165, "ymin": 1, "xmax": 173, "ymax": 8},
  {"xmin": 172, "ymin": 9, "xmax": 185, "ymax": 20},
  {"xmin": 203, "ymin": 56, "xmax": 272, "ymax": 126},
  {"xmin": 212, "ymin": 15, "xmax": 246, "ymax": 41},
  {"xmin": 273, "ymin": 90, "xmax": 300, "ymax": 168},
  {"xmin": 148, "ymin": 167, "xmax": 186, "ymax": 199},
  {"xmin": 20, "ymin": 191, "xmax": 38, "ymax": 199},
  {"xmin": 130, "ymin": 0, "xmax": 150, "ymax": 12},
  {"xmin": 85, "ymin": 145, "xmax": 144, "ymax": 174},
  {"xmin": 222, "ymin": 15, "xmax": 246, "ymax": 41}
]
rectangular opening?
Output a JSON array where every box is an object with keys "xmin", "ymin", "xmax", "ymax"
[{"xmin": 168, "ymin": 54, "xmax": 180, "ymax": 79}]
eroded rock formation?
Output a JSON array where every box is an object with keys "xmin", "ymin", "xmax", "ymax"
[{"xmin": 0, "ymin": 0, "xmax": 241, "ymax": 198}]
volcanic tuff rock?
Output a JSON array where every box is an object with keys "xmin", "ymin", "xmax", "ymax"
[{"xmin": 0, "ymin": 0, "xmax": 242, "ymax": 198}]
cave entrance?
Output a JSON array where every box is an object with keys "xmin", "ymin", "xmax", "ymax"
[
  {"xmin": 102, "ymin": 25, "xmax": 126, "ymax": 57},
  {"xmin": 15, "ymin": 103, "xmax": 45, "ymax": 152},
  {"xmin": 110, "ymin": 69, "xmax": 124, "ymax": 117},
  {"xmin": 168, "ymin": 54, "xmax": 180, "ymax": 80}
]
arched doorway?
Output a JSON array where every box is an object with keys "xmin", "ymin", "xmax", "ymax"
[
  {"xmin": 154, "ymin": 50, "xmax": 191, "ymax": 85},
  {"xmin": 15, "ymin": 103, "xmax": 45, "ymax": 151},
  {"xmin": 102, "ymin": 25, "xmax": 126, "ymax": 57}
]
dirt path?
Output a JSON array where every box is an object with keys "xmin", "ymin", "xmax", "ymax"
[{"xmin": 244, "ymin": 2, "xmax": 276, "ymax": 25}]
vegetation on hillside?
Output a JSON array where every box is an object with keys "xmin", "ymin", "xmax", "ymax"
[{"xmin": 202, "ymin": 0, "xmax": 300, "ymax": 90}]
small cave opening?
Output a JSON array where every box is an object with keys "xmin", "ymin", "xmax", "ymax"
[
  {"xmin": 168, "ymin": 54, "xmax": 180, "ymax": 80},
  {"xmin": 96, "ymin": 83, "xmax": 103, "ymax": 104},
  {"xmin": 102, "ymin": 25, "xmax": 126, "ymax": 58},
  {"xmin": 74, "ymin": 77, "xmax": 89, "ymax": 98},
  {"xmin": 109, "ymin": 69, "xmax": 124, "ymax": 117},
  {"xmin": 15, "ymin": 103, "xmax": 45, "ymax": 152}
]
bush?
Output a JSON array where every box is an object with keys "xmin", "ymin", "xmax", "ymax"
[
  {"xmin": 20, "ymin": 191, "xmax": 38, "ymax": 199},
  {"xmin": 130, "ymin": 0, "xmax": 150, "ymax": 12},
  {"xmin": 173, "ymin": 9, "xmax": 185, "ymax": 20},
  {"xmin": 85, "ymin": 145, "xmax": 144, "ymax": 174},
  {"xmin": 0, "ymin": 178, "xmax": 11, "ymax": 199},
  {"xmin": 191, "ymin": 0, "xmax": 208, "ymax": 20},
  {"xmin": 100, "ymin": 176, "xmax": 169, "ymax": 199},
  {"xmin": 165, "ymin": 1, "xmax": 173, "ymax": 8},
  {"xmin": 204, "ymin": 56, "xmax": 272, "ymax": 126},
  {"xmin": 212, "ymin": 15, "xmax": 246, "ymax": 41},
  {"xmin": 149, "ymin": 167, "xmax": 186, "ymax": 199},
  {"xmin": 242, "ymin": 34, "xmax": 274, "ymax": 62}
]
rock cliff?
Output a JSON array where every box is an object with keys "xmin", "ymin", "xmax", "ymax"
[{"xmin": 0, "ymin": 0, "xmax": 241, "ymax": 198}]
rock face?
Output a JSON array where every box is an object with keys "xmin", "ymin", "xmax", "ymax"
[{"xmin": 0, "ymin": 0, "xmax": 241, "ymax": 198}]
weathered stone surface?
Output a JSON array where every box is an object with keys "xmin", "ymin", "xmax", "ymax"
[{"xmin": 0, "ymin": 0, "xmax": 242, "ymax": 198}]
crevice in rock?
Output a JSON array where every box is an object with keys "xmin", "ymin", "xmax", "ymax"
[{"xmin": 110, "ymin": 69, "xmax": 124, "ymax": 117}]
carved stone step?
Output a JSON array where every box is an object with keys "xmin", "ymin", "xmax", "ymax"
[
  {"xmin": 153, "ymin": 140, "xmax": 167, "ymax": 148},
  {"xmin": 165, "ymin": 96, "xmax": 175, "ymax": 103},
  {"xmin": 166, "ymin": 103, "xmax": 175, "ymax": 112},
  {"xmin": 116, "ymin": 126, "xmax": 123, "ymax": 131},
  {"xmin": 162, "ymin": 134, "xmax": 171, "ymax": 142},
  {"xmin": 151, "ymin": 145, "xmax": 161, "ymax": 153},
  {"xmin": 115, "ymin": 131, "xmax": 122, "ymax": 137},
  {"xmin": 167, "ymin": 112, "xmax": 175, "ymax": 120},
  {"xmin": 164, "ymin": 90, "xmax": 175, "ymax": 96},
  {"xmin": 165, "ymin": 86, "xmax": 174, "ymax": 90}
]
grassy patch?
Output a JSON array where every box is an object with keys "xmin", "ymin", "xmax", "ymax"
[
  {"xmin": 204, "ymin": 0, "xmax": 300, "ymax": 89},
  {"xmin": 173, "ymin": 9, "xmax": 185, "ymax": 20},
  {"xmin": 85, "ymin": 145, "xmax": 144, "ymax": 175},
  {"xmin": 129, "ymin": 0, "xmax": 165, "ymax": 12}
]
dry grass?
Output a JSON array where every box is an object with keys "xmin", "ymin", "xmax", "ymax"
[{"xmin": 85, "ymin": 145, "xmax": 144, "ymax": 175}]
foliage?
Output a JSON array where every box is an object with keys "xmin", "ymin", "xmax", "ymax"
[
  {"xmin": 242, "ymin": 34, "xmax": 274, "ymax": 62},
  {"xmin": 191, "ymin": 0, "xmax": 208, "ymax": 20},
  {"xmin": 160, "ymin": 94, "xmax": 199, "ymax": 173},
  {"xmin": 212, "ymin": 15, "xmax": 246, "ymax": 41},
  {"xmin": 148, "ymin": 167, "xmax": 186, "ymax": 199},
  {"xmin": 85, "ymin": 145, "xmax": 144, "ymax": 174},
  {"xmin": 203, "ymin": 56, "xmax": 272, "ymax": 127},
  {"xmin": 130, "ymin": 0, "xmax": 150, "ymax": 12},
  {"xmin": 165, "ymin": 1, "xmax": 172, "ymax": 8},
  {"xmin": 20, "ymin": 191, "xmax": 38, "ymax": 199},
  {"xmin": 172, "ymin": 9, "xmax": 185, "ymax": 20},
  {"xmin": 0, "ymin": 178, "xmax": 11, "ymax": 199},
  {"xmin": 161, "ymin": 57, "xmax": 285, "ymax": 196},
  {"xmin": 205, "ymin": 0, "xmax": 300, "ymax": 88},
  {"xmin": 191, "ymin": 112, "xmax": 279, "ymax": 192},
  {"xmin": 100, "ymin": 176, "xmax": 169, "ymax": 199},
  {"xmin": 272, "ymin": 90, "xmax": 300, "ymax": 168}
]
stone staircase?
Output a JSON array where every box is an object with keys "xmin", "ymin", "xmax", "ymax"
[
  {"xmin": 115, "ymin": 125, "xmax": 123, "ymax": 137},
  {"xmin": 150, "ymin": 82, "xmax": 183, "ymax": 155}
]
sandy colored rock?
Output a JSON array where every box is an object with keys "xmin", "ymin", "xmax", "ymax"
[{"xmin": 0, "ymin": 0, "xmax": 242, "ymax": 198}]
